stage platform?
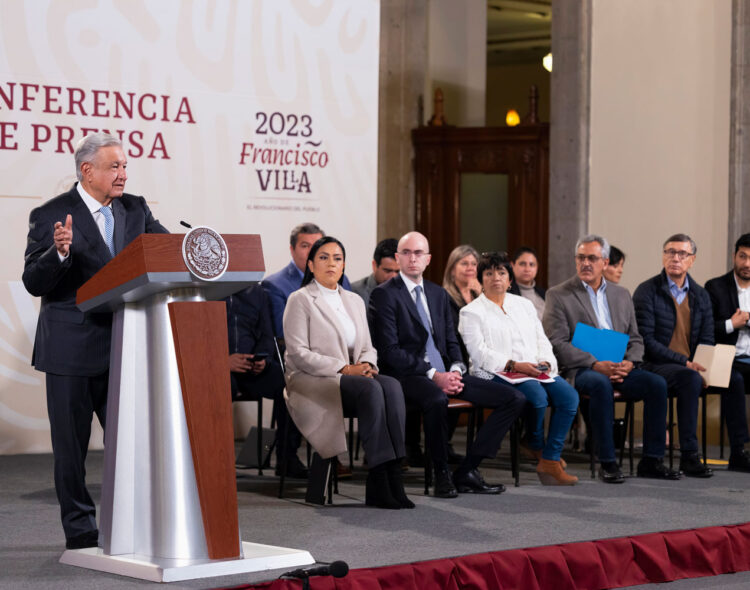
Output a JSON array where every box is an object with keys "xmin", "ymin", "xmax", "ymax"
[{"xmin": 3, "ymin": 438, "xmax": 750, "ymax": 590}]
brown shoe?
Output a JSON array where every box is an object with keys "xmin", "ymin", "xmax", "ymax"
[
  {"xmin": 536, "ymin": 458, "xmax": 578, "ymax": 486},
  {"xmin": 521, "ymin": 443, "xmax": 567, "ymax": 469}
]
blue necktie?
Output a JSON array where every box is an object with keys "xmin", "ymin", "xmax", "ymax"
[
  {"xmin": 99, "ymin": 206, "xmax": 115, "ymax": 257},
  {"xmin": 413, "ymin": 285, "xmax": 446, "ymax": 373}
]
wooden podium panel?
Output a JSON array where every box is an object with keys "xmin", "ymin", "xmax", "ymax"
[{"xmin": 168, "ymin": 301, "xmax": 238, "ymax": 559}]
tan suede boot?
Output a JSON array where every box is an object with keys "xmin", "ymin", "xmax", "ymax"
[
  {"xmin": 537, "ymin": 458, "xmax": 578, "ymax": 486},
  {"xmin": 521, "ymin": 443, "xmax": 567, "ymax": 469}
]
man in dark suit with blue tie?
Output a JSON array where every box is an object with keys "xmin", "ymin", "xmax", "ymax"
[
  {"xmin": 22, "ymin": 132, "xmax": 168, "ymax": 549},
  {"xmin": 369, "ymin": 231, "xmax": 525, "ymax": 498}
]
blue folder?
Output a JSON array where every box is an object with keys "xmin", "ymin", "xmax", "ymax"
[{"xmin": 571, "ymin": 322, "xmax": 630, "ymax": 363}]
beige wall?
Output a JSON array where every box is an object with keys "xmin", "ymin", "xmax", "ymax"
[
  {"xmin": 486, "ymin": 62, "xmax": 551, "ymax": 126},
  {"xmin": 425, "ymin": 0, "xmax": 486, "ymax": 126},
  {"xmin": 589, "ymin": 0, "xmax": 732, "ymax": 293}
]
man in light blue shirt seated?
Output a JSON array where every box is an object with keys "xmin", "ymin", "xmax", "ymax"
[{"xmin": 544, "ymin": 234, "xmax": 678, "ymax": 484}]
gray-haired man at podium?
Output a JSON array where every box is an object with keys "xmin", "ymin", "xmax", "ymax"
[{"xmin": 22, "ymin": 132, "xmax": 168, "ymax": 550}]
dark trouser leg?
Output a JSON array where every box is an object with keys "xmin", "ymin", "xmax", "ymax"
[
  {"xmin": 574, "ymin": 369, "xmax": 617, "ymax": 464},
  {"xmin": 647, "ymin": 363, "xmax": 701, "ymax": 454},
  {"xmin": 404, "ymin": 408, "xmax": 422, "ymax": 448},
  {"xmin": 456, "ymin": 375, "xmax": 526, "ymax": 469},
  {"xmin": 400, "ymin": 376, "xmax": 449, "ymax": 470},
  {"xmin": 339, "ymin": 374, "xmax": 406, "ymax": 468},
  {"xmin": 615, "ymin": 369, "xmax": 668, "ymax": 458},
  {"xmin": 46, "ymin": 372, "xmax": 108, "ymax": 541},
  {"xmin": 725, "ymin": 368, "xmax": 750, "ymax": 450}
]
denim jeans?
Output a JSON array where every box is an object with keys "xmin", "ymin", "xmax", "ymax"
[{"xmin": 497, "ymin": 376, "xmax": 579, "ymax": 461}]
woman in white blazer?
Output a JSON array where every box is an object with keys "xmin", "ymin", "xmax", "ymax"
[
  {"xmin": 283, "ymin": 237, "xmax": 412, "ymax": 509},
  {"xmin": 458, "ymin": 252, "xmax": 579, "ymax": 486}
]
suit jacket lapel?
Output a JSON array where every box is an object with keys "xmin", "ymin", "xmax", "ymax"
[
  {"xmin": 727, "ymin": 271, "xmax": 740, "ymax": 309},
  {"xmin": 112, "ymin": 198, "xmax": 126, "ymax": 255},
  {"xmin": 70, "ymin": 191, "xmax": 112, "ymax": 264},
  {"xmin": 570, "ymin": 279, "xmax": 599, "ymax": 327},
  {"xmin": 395, "ymin": 276, "xmax": 426, "ymax": 334}
]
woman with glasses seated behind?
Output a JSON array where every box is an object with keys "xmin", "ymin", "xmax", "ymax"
[
  {"xmin": 283, "ymin": 236, "xmax": 412, "ymax": 509},
  {"xmin": 458, "ymin": 251, "xmax": 579, "ymax": 485}
]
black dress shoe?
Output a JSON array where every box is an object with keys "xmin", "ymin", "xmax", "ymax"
[
  {"xmin": 453, "ymin": 469, "xmax": 504, "ymax": 494},
  {"xmin": 65, "ymin": 530, "xmax": 98, "ymax": 550},
  {"xmin": 637, "ymin": 457, "xmax": 681, "ymax": 480},
  {"xmin": 433, "ymin": 467, "xmax": 459, "ymax": 498},
  {"xmin": 679, "ymin": 453, "xmax": 713, "ymax": 478},
  {"xmin": 598, "ymin": 462, "xmax": 625, "ymax": 484},
  {"xmin": 728, "ymin": 449, "xmax": 750, "ymax": 472},
  {"xmin": 446, "ymin": 444, "xmax": 464, "ymax": 465},
  {"xmin": 276, "ymin": 455, "xmax": 309, "ymax": 479}
]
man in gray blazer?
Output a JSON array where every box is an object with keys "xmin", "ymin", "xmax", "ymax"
[{"xmin": 543, "ymin": 234, "xmax": 679, "ymax": 483}]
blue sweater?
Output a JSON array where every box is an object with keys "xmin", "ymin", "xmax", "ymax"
[{"xmin": 632, "ymin": 270, "xmax": 714, "ymax": 366}]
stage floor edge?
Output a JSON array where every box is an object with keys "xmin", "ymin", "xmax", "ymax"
[{"xmin": 59, "ymin": 541, "xmax": 315, "ymax": 582}]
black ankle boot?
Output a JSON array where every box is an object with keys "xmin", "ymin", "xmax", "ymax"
[
  {"xmin": 386, "ymin": 460, "xmax": 415, "ymax": 508},
  {"xmin": 365, "ymin": 464, "xmax": 401, "ymax": 509}
]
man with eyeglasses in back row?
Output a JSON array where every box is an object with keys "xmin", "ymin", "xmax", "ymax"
[{"xmin": 633, "ymin": 233, "xmax": 750, "ymax": 477}]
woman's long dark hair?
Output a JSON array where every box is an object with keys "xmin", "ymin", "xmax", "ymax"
[{"xmin": 301, "ymin": 236, "xmax": 347, "ymax": 287}]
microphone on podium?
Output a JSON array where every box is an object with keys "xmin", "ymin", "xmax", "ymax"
[
  {"xmin": 281, "ymin": 560, "xmax": 349, "ymax": 581},
  {"xmin": 179, "ymin": 220, "xmax": 193, "ymax": 229}
]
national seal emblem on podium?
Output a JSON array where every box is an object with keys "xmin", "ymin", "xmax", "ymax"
[{"xmin": 182, "ymin": 226, "xmax": 229, "ymax": 281}]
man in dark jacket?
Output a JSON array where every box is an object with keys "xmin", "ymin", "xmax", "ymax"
[
  {"xmin": 705, "ymin": 233, "xmax": 750, "ymax": 471},
  {"xmin": 633, "ymin": 233, "xmax": 750, "ymax": 477}
]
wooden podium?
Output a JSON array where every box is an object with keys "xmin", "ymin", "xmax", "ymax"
[{"xmin": 59, "ymin": 233, "xmax": 313, "ymax": 582}]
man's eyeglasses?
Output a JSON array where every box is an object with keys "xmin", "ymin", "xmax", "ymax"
[
  {"xmin": 575, "ymin": 254, "xmax": 602, "ymax": 264},
  {"xmin": 663, "ymin": 249, "xmax": 694, "ymax": 260},
  {"xmin": 399, "ymin": 249, "xmax": 429, "ymax": 259}
]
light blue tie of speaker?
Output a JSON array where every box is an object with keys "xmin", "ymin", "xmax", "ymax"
[{"xmin": 99, "ymin": 205, "xmax": 115, "ymax": 257}]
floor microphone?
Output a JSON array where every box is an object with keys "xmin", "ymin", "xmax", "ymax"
[{"xmin": 282, "ymin": 560, "xmax": 349, "ymax": 579}]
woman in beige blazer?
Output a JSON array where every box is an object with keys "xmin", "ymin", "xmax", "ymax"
[{"xmin": 283, "ymin": 237, "xmax": 411, "ymax": 509}]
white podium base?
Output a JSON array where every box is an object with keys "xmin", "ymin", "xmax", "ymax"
[{"xmin": 60, "ymin": 541, "xmax": 315, "ymax": 583}]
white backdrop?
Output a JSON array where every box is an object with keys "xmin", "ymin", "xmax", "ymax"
[{"xmin": 0, "ymin": 0, "xmax": 380, "ymax": 454}]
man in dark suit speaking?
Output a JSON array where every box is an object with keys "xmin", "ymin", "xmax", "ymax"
[
  {"xmin": 369, "ymin": 231, "xmax": 525, "ymax": 498},
  {"xmin": 22, "ymin": 132, "xmax": 167, "ymax": 549}
]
